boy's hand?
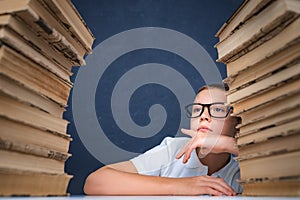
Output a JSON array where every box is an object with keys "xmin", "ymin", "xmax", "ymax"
[
  {"xmin": 176, "ymin": 175, "xmax": 237, "ymax": 196},
  {"xmin": 176, "ymin": 128, "xmax": 237, "ymax": 163}
]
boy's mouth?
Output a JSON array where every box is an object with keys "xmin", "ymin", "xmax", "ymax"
[{"xmin": 197, "ymin": 126, "xmax": 212, "ymax": 133}]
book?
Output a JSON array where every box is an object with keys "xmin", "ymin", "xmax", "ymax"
[
  {"xmin": 0, "ymin": 92, "xmax": 68, "ymax": 135},
  {"xmin": 216, "ymin": 0, "xmax": 300, "ymax": 196},
  {"xmin": 0, "ymin": 14, "xmax": 81, "ymax": 69},
  {"xmin": 0, "ymin": 0, "xmax": 94, "ymax": 59},
  {"xmin": 237, "ymin": 116, "xmax": 300, "ymax": 145},
  {"xmin": 215, "ymin": 0, "xmax": 300, "ymax": 63},
  {"xmin": 238, "ymin": 132, "xmax": 300, "ymax": 159},
  {"xmin": 238, "ymin": 104, "xmax": 300, "ymax": 135},
  {"xmin": 224, "ymin": 41, "xmax": 300, "ymax": 93},
  {"xmin": 215, "ymin": 0, "xmax": 272, "ymax": 42},
  {"xmin": 0, "ymin": 25, "xmax": 71, "ymax": 83},
  {"xmin": 0, "ymin": 115, "xmax": 71, "ymax": 153},
  {"xmin": 38, "ymin": 0, "xmax": 94, "ymax": 54},
  {"xmin": 227, "ymin": 61, "xmax": 300, "ymax": 104},
  {"xmin": 0, "ymin": 138, "xmax": 69, "ymax": 162},
  {"xmin": 0, "ymin": 149, "xmax": 66, "ymax": 174},
  {"xmin": 0, "ymin": 168, "xmax": 72, "ymax": 196},
  {"xmin": 0, "ymin": 0, "xmax": 94, "ymax": 196},
  {"xmin": 240, "ymin": 177, "xmax": 300, "ymax": 196},
  {"xmin": 0, "ymin": 44, "xmax": 71, "ymax": 111},
  {"xmin": 225, "ymin": 16, "xmax": 300, "ymax": 76},
  {"xmin": 238, "ymin": 150, "xmax": 300, "ymax": 180},
  {"xmin": 231, "ymin": 77, "xmax": 300, "ymax": 115},
  {"xmin": 0, "ymin": 74, "xmax": 65, "ymax": 118},
  {"xmin": 237, "ymin": 90, "xmax": 300, "ymax": 125}
]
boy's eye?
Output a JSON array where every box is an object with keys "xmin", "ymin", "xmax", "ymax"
[
  {"xmin": 193, "ymin": 107, "xmax": 202, "ymax": 113},
  {"xmin": 212, "ymin": 106, "xmax": 226, "ymax": 113}
]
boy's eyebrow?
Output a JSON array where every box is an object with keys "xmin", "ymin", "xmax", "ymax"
[{"xmin": 192, "ymin": 102, "xmax": 227, "ymax": 105}]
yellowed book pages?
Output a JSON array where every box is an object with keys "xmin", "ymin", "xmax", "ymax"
[
  {"xmin": 0, "ymin": 138, "xmax": 70, "ymax": 161},
  {"xmin": 225, "ymin": 41, "xmax": 300, "ymax": 93},
  {"xmin": 226, "ymin": 16, "xmax": 300, "ymax": 76},
  {"xmin": 216, "ymin": 0, "xmax": 300, "ymax": 63},
  {"xmin": 0, "ymin": 74, "xmax": 65, "ymax": 118},
  {"xmin": 238, "ymin": 91, "xmax": 300, "ymax": 124},
  {"xmin": 39, "ymin": 0, "xmax": 94, "ymax": 53},
  {"xmin": 238, "ymin": 133, "xmax": 300, "ymax": 159},
  {"xmin": 240, "ymin": 177, "xmax": 300, "ymax": 196},
  {"xmin": 239, "ymin": 150, "xmax": 300, "ymax": 180},
  {"xmin": 0, "ymin": 93, "xmax": 68, "ymax": 135},
  {"xmin": 232, "ymin": 78, "xmax": 300, "ymax": 115},
  {"xmin": 0, "ymin": 168, "xmax": 72, "ymax": 196},
  {"xmin": 0, "ymin": 28, "xmax": 71, "ymax": 83},
  {"xmin": 0, "ymin": 115, "xmax": 71, "ymax": 153},
  {"xmin": 0, "ymin": 149, "xmax": 65, "ymax": 174},
  {"xmin": 0, "ymin": 45, "xmax": 72, "ymax": 106},
  {"xmin": 0, "ymin": 14, "xmax": 82, "ymax": 68},
  {"xmin": 0, "ymin": 0, "xmax": 92, "ymax": 58},
  {"xmin": 216, "ymin": 0, "xmax": 272, "ymax": 42},
  {"xmin": 238, "ymin": 106, "xmax": 300, "ymax": 135},
  {"xmin": 228, "ymin": 62, "xmax": 300, "ymax": 104},
  {"xmin": 237, "ymin": 117, "xmax": 300, "ymax": 145}
]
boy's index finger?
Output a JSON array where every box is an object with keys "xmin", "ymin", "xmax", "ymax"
[{"xmin": 181, "ymin": 128, "xmax": 196, "ymax": 137}]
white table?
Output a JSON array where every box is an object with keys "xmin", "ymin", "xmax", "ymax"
[{"xmin": 1, "ymin": 196, "xmax": 299, "ymax": 200}]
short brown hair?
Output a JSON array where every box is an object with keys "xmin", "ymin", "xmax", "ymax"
[{"xmin": 197, "ymin": 83, "xmax": 229, "ymax": 94}]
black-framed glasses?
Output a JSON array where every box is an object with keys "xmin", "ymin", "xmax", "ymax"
[{"xmin": 185, "ymin": 102, "xmax": 232, "ymax": 118}]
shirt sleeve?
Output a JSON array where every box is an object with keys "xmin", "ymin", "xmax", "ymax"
[
  {"xmin": 232, "ymin": 169, "xmax": 243, "ymax": 194},
  {"xmin": 130, "ymin": 137, "xmax": 187, "ymax": 176}
]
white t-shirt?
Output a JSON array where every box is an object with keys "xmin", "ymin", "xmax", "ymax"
[{"xmin": 130, "ymin": 137, "xmax": 243, "ymax": 193}]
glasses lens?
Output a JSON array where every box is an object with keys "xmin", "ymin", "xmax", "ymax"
[
  {"xmin": 210, "ymin": 103, "xmax": 229, "ymax": 118},
  {"xmin": 186, "ymin": 104, "xmax": 203, "ymax": 118}
]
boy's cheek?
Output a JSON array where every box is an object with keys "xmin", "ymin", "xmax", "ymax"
[{"xmin": 190, "ymin": 119, "xmax": 198, "ymax": 131}]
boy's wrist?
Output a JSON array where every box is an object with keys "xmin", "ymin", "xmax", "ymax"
[{"xmin": 225, "ymin": 136, "xmax": 238, "ymax": 155}]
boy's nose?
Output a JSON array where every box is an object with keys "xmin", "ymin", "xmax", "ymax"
[{"xmin": 199, "ymin": 107, "xmax": 211, "ymax": 122}]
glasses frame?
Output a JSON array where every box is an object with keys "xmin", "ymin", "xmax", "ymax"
[{"xmin": 184, "ymin": 102, "xmax": 232, "ymax": 118}]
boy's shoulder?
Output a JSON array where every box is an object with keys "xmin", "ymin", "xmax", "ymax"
[
  {"xmin": 158, "ymin": 136, "xmax": 190, "ymax": 155},
  {"xmin": 160, "ymin": 136, "xmax": 190, "ymax": 146}
]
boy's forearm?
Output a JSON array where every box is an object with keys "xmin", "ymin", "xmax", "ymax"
[
  {"xmin": 84, "ymin": 166, "xmax": 177, "ymax": 195},
  {"xmin": 84, "ymin": 166, "xmax": 236, "ymax": 196}
]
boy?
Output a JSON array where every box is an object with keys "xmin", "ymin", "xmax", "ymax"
[{"xmin": 84, "ymin": 84, "xmax": 242, "ymax": 196}]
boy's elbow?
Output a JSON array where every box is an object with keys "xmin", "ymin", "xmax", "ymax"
[
  {"xmin": 84, "ymin": 172, "xmax": 98, "ymax": 195},
  {"xmin": 84, "ymin": 168, "xmax": 106, "ymax": 195},
  {"xmin": 83, "ymin": 166, "xmax": 114, "ymax": 195}
]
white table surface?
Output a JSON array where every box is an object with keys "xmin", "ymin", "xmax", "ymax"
[{"xmin": 0, "ymin": 196, "xmax": 299, "ymax": 200}]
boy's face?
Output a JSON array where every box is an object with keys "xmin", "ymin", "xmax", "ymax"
[{"xmin": 190, "ymin": 88, "xmax": 238, "ymax": 137}]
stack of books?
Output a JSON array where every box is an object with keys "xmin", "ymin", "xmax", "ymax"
[
  {"xmin": 215, "ymin": 0, "xmax": 300, "ymax": 196},
  {"xmin": 0, "ymin": 0, "xmax": 94, "ymax": 196}
]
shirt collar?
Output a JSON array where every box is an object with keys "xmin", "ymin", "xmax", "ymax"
[
  {"xmin": 186, "ymin": 149, "xmax": 208, "ymax": 169},
  {"xmin": 212, "ymin": 154, "xmax": 236, "ymax": 177}
]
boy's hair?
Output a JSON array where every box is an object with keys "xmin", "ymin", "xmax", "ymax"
[{"xmin": 197, "ymin": 83, "xmax": 229, "ymax": 94}]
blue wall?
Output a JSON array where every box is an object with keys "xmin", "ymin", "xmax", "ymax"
[{"xmin": 66, "ymin": 0, "xmax": 243, "ymax": 195}]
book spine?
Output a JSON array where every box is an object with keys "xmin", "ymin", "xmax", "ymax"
[{"xmin": 0, "ymin": 137, "xmax": 69, "ymax": 161}]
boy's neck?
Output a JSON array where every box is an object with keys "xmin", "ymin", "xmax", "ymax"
[{"xmin": 199, "ymin": 152, "xmax": 231, "ymax": 175}]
